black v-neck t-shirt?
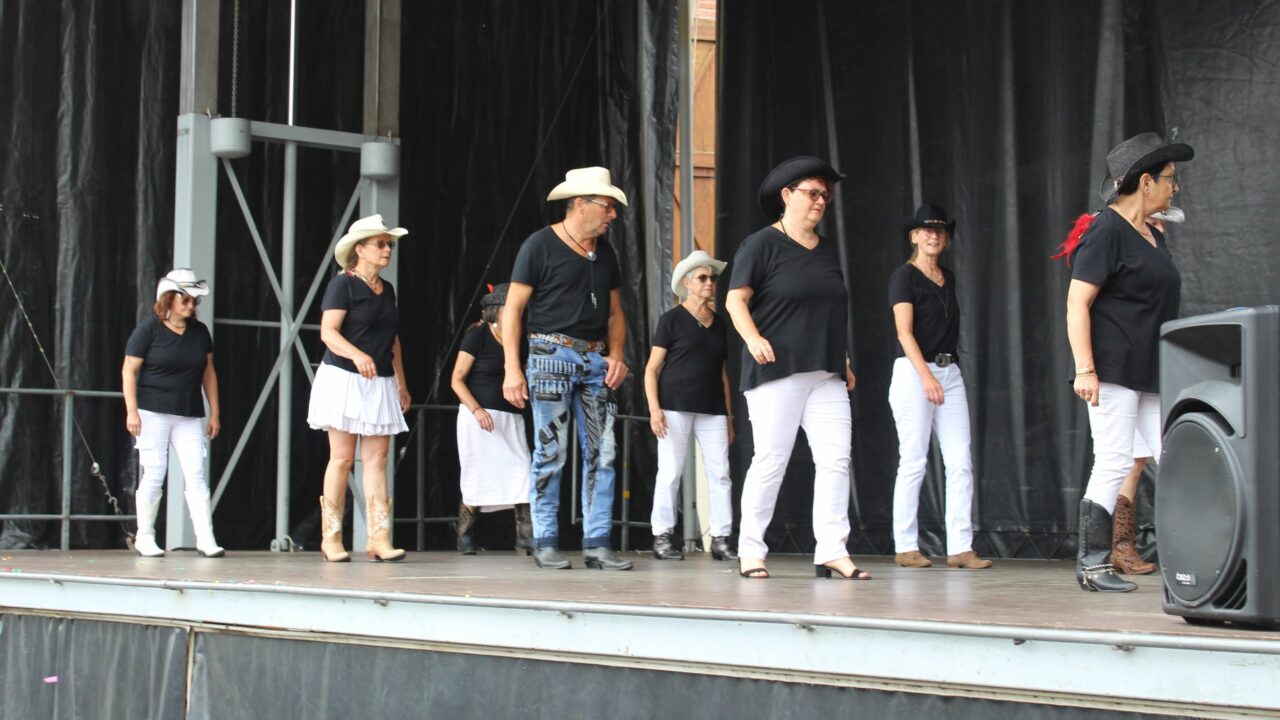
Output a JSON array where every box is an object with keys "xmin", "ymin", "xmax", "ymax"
[
  {"xmin": 888, "ymin": 264, "xmax": 960, "ymax": 360},
  {"xmin": 320, "ymin": 272, "xmax": 399, "ymax": 377},
  {"xmin": 459, "ymin": 324, "xmax": 522, "ymax": 414},
  {"xmin": 125, "ymin": 317, "xmax": 213, "ymax": 417},
  {"xmin": 652, "ymin": 306, "xmax": 728, "ymax": 415},
  {"xmin": 1070, "ymin": 207, "xmax": 1181, "ymax": 393},
  {"xmin": 728, "ymin": 226, "xmax": 849, "ymax": 392},
  {"xmin": 510, "ymin": 226, "xmax": 621, "ymax": 342}
]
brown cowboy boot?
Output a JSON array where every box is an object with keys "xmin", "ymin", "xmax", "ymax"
[
  {"xmin": 513, "ymin": 503, "xmax": 534, "ymax": 556},
  {"xmin": 319, "ymin": 496, "xmax": 351, "ymax": 562},
  {"xmin": 365, "ymin": 496, "xmax": 406, "ymax": 562},
  {"xmin": 457, "ymin": 503, "xmax": 479, "ymax": 555},
  {"xmin": 1111, "ymin": 495, "xmax": 1155, "ymax": 575}
]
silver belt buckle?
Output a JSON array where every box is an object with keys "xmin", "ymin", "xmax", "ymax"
[{"xmin": 934, "ymin": 354, "xmax": 953, "ymax": 367}]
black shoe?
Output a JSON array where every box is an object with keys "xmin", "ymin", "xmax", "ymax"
[
  {"xmin": 582, "ymin": 547, "xmax": 633, "ymax": 571},
  {"xmin": 1076, "ymin": 498, "xmax": 1137, "ymax": 593},
  {"xmin": 456, "ymin": 503, "xmax": 479, "ymax": 555},
  {"xmin": 514, "ymin": 504, "xmax": 534, "ymax": 556},
  {"xmin": 533, "ymin": 546, "xmax": 572, "ymax": 570},
  {"xmin": 652, "ymin": 532, "xmax": 684, "ymax": 560},
  {"xmin": 709, "ymin": 536, "xmax": 738, "ymax": 561}
]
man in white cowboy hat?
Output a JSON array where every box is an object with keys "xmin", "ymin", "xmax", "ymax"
[{"xmin": 501, "ymin": 166, "xmax": 633, "ymax": 570}]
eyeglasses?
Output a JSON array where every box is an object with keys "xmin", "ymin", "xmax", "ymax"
[
  {"xmin": 585, "ymin": 197, "xmax": 619, "ymax": 212},
  {"xmin": 788, "ymin": 186, "xmax": 833, "ymax": 204},
  {"xmin": 361, "ymin": 239, "xmax": 397, "ymax": 250},
  {"xmin": 690, "ymin": 273, "xmax": 719, "ymax": 284},
  {"xmin": 177, "ymin": 295, "xmax": 200, "ymax": 306},
  {"xmin": 1154, "ymin": 172, "xmax": 1179, "ymax": 187}
]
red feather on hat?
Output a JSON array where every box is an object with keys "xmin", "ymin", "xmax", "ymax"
[{"xmin": 1051, "ymin": 213, "xmax": 1097, "ymax": 266}]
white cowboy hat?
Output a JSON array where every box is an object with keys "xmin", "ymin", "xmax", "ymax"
[
  {"xmin": 671, "ymin": 250, "xmax": 727, "ymax": 298},
  {"xmin": 546, "ymin": 166, "xmax": 629, "ymax": 207},
  {"xmin": 155, "ymin": 268, "xmax": 210, "ymax": 301},
  {"xmin": 334, "ymin": 213, "xmax": 408, "ymax": 268}
]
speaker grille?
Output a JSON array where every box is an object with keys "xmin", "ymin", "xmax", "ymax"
[{"xmin": 1212, "ymin": 560, "xmax": 1248, "ymax": 611}]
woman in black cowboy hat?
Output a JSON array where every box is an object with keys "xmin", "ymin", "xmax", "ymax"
[
  {"xmin": 724, "ymin": 155, "xmax": 867, "ymax": 580},
  {"xmin": 1056, "ymin": 132, "xmax": 1193, "ymax": 592},
  {"xmin": 887, "ymin": 206, "xmax": 991, "ymax": 571}
]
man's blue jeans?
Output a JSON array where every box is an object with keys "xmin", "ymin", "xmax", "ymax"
[{"xmin": 526, "ymin": 338, "xmax": 618, "ymax": 549}]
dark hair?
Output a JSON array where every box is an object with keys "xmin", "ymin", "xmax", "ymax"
[
  {"xmin": 481, "ymin": 304, "xmax": 502, "ymax": 325},
  {"xmin": 1116, "ymin": 161, "xmax": 1170, "ymax": 197},
  {"xmin": 152, "ymin": 290, "xmax": 198, "ymax": 321}
]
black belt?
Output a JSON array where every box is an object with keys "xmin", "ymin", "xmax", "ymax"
[
  {"xmin": 932, "ymin": 353, "xmax": 957, "ymax": 367},
  {"xmin": 529, "ymin": 332, "xmax": 606, "ymax": 354}
]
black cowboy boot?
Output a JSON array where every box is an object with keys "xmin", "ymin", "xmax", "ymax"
[
  {"xmin": 1076, "ymin": 498, "xmax": 1137, "ymax": 592},
  {"xmin": 582, "ymin": 547, "xmax": 634, "ymax": 571},
  {"xmin": 709, "ymin": 536, "xmax": 738, "ymax": 561},
  {"xmin": 652, "ymin": 532, "xmax": 684, "ymax": 560},
  {"xmin": 513, "ymin": 504, "xmax": 534, "ymax": 556},
  {"xmin": 533, "ymin": 546, "xmax": 572, "ymax": 569},
  {"xmin": 456, "ymin": 503, "xmax": 479, "ymax": 555}
]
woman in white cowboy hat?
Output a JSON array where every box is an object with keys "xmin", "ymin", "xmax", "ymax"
[
  {"xmin": 307, "ymin": 213, "xmax": 411, "ymax": 562},
  {"xmin": 122, "ymin": 268, "xmax": 224, "ymax": 557},
  {"xmin": 643, "ymin": 250, "xmax": 737, "ymax": 562},
  {"xmin": 1055, "ymin": 131, "xmax": 1193, "ymax": 592},
  {"xmin": 449, "ymin": 283, "xmax": 533, "ymax": 556},
  {"xmin": 724, "ymin": 155, "xmax": 868, "ymax": 581}
]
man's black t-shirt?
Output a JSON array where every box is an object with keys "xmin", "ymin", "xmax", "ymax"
[
  {"xmin": 510, "ymin": 227, "xmax": 621, "ymax": 342},
  {"xmin": 459, "ymin": 324, "xmax": 521, "ymax": 414},
  {"xmin": 125, "ymin": 317, "xmax": 213, "ymax": 417},
  {"xmin": 728, "ymin": 226, "xmax": 849, "ymax": 392},
  {"xmin": 652, "ymin": 306, "xmax": 728, "ymax": 415},
  {"xmin": 887, "ymin": 264, "xmax": 960, "ymax": 360},
  {"xmin": 1070, "ymin": 207, "xmax": 1181, "ymax": 393},
  {"xmin": 320, "ymin": 272, "xmax": 399, "ymax": 377}
]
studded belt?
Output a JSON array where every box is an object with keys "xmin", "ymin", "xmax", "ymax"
[{"xmin": 529, "ymin": 332, "xmax": 606, "ymax": 354}]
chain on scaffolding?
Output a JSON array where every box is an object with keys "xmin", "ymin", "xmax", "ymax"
[
  {"xmin": 0, "ymin": 213, "xmax": 134, "ymax": 546},
  {"xmin": 231, "ymin": 0, "xmax": 240, "ymax": 118}
]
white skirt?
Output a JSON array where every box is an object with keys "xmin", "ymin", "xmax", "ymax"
[
  {"xmin": 307, "ymin": 363, "xmax": 409, "ymax": 436},
  {"xmin": 456, "ymin": 404, "xmax": 532, "ymax": 509}
]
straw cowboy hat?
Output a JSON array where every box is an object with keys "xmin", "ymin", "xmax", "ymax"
[
  {"xmin": 1099, "ymin": 132, "xmax": 1194, "ymax": 203},
  {"xmin": 904, "ymin": 205, "xmax": 956, "ymax": 238},
  {"xmin": 671, "ymin": 250, "xmax": 727, "ymax": 299},
  {"xmin": 334, "ymin": 213, "xmax": 408, "ymax": 268},
  {"xmin": 546, "ymin": 166, "xmax": 629, "ymax": 207},
  {"xmin": 757, "ymin": 155, "xmax": 845, "ymax": 218},
  {"xmin": 155, "ymin": 268, "xmax": 210, "ymax": 301}
]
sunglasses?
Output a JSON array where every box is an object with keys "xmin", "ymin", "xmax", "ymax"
[
  {"xmin": 690, "ymin": 273, "xmax": 719, "ymax": 284},
  {"xmin": 585, "ymin": 197, "xmax": 619, "ymax": 212},
  {"xmin": 177, "ymin": 295, "xmax": 200, "ymax": 306},
  {"xmin": 788, "ymin": 186, "xmax": 833, "ymax": 204},
  {"xmin": 362, "ymin": 239, "xmax": 397, "ymax": 250}
]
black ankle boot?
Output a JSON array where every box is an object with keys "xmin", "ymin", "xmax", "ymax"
[
  {"xmin": 1076, "ymin": 498, "xmax": 1137, "ymax": 593},
  {"xmin": 710, "ymin": 536, "xmax": 738, "ymax": 561},
  {"xmin": 456, "ymin": 503, "xmax": 479, "ymax": 555},
  {"xmin": 513, "ymin": 504, "xmax": 534, "ymax": 556},
  {"xmin": 582, "ymin": 547, "xmax": 634, "ymax": 571},
  {"xmin": 652, "ymin": 532, "xmax": 684, "ymax": 560},
  {"xmin": 533, "ymin": 546, "xmax": 572, "ymax": 569}
]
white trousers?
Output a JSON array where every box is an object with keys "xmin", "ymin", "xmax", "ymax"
[
  {"xmin": 1083, "ymin": 382, "xmax": 1162, "ymax": 513},
  {"xmin": 651, "ymin": 411, "xmax": 732, "ymax": 537},
  {"xmin": 888, "ymin": 358, "xmax": 976, "ymax": 555},
  {"xmin": 135, "ymin": 409, "xmax": 207, "ymax": 507},
  {"xmin": 737, "ymin": 371, "xmax": 851, "ymax": 564}
]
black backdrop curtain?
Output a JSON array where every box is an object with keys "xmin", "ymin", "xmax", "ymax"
[
  {"xmin": 717, "ymin": 0, "xmax": 1280, "ymax": 559},
  {"xmin": 0, "ymin": 0, "xmax": 675, "ymax": 550}
]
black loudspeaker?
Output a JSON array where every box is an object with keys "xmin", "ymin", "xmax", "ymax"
[{"xmin": 1158, "ymin": 306, "xmax": 1280, "ymax": 627}]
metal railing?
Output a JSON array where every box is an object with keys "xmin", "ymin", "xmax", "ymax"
[{"xmin": 0, "ymin": 387, "xmax": 134, "ymax": 550}]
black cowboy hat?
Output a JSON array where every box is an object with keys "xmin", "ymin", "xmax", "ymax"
[
  {"xmin": 757, "ymin": 155, "xmax": 845, "ymax": 218},
  {"xmin": 904, "ymin": 204, "xmax": 956, "ymax": 237},
  {"xmin": 481, "ymin": 282, "xmax": 509, "ymax": 307},
  {"xmin": 1099, "ymin": 132, "xmax": 1194, "ymax": 203}
]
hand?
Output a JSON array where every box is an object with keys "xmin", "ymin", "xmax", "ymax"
[
  {"xmin": 746, "ymin": 335, "xmax": 775, "ymax": 365},
  {"xmin": 604, "ymin": 355, "xmax": 628, "ymax": 390},
  {"xmin": 473, "ymin": 407, "xmax": 495, "ymax": 432},
  {"xmin": 205, "ymin": 414, "xmax": 221, "ymax": 440},
  {"xmin": 503, "ymin": 367, "xmax": 528, "ymax": 409},
  {"xmin": 727, "ymin": 419, "xmax": 736, "ymax": 446},
  {"xmin": 399, "ymin": 384, "xmax": 412, "ymax": 413},
  {"xmin": 650, "ymin": 409, "xmax": 667, "ymax": 439},
  {"xmin": 1074, "ymin": 373, "xmax": 1100, "ymax": 407},
  {"xmin": 845, "ymin": 366, "xmax": 857, "ymax": 392},
  {"xmin": 126, "ymin": 410, "xmax": 141, "ymax": 436},
  {"xmin": 920, "ymin": 371, "xmax": 944, "ymax": 405},
  {"xmin": 353, "ymin": 352, "xmax": 377, "ymax": 379}
]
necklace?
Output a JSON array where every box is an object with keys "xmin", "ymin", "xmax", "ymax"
[
  {"xmin": 777, "ymin": 219, "xmax": 817, "ymax": 248},
  {"xmin": 561, "ymin": 223, "xmax": 597, "ymax": 262},
  {"xmin": 914, "ymin": 261, "xmax": 944, "ymax": 284},
  {"xmin": 164, "ymin": 317, "xmax": 187, "ymax": 331},
  {"xmin": 352, "ymin": 267, "xmax": 380, "ymax": 291},
  {"xmin": 913, "ymin": 263, "xmax": 949, "ymax": 318},
  {"xmin": 684, "ymin": 301, "xmax": 714, "ymax": 328}
]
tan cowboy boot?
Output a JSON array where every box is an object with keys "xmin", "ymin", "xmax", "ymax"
[
  {"xmin": 1111, "ymin": 495, "xmax": 1155, "ymax": 575},
  {"xmin": 319, "ymin": 496, "xmax": 350, "ymax": 562},
  {"xmin": 895, "ymin": 550, "xmax": 932, "ymax": 568},
  {"xmin": 365, "ymin": 496, "xmax": 406, "ymax": 562},
  {"xmin": 946, "ymin": 550, "xmax": 993, "ymax": 569}
]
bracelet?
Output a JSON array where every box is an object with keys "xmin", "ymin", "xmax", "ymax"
[
  {"xmin": 472, "ymin": 407, "xmax": 485, "ymax": 414},
  {"xmin": 1076, "ymin": 368, "xmax": 1096, "ymax": 376}
]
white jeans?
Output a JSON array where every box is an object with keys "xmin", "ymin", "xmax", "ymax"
[
  {"xmin": 888, "ymin": 358, "xmax": 976, "ymax": 555},
  {"xmin": 738, "ymin": 371, "xmax": 851, "ymax": 564},
  {"xmin": 135, "ymin": 409, "xmax": 207, "ymax": 507},
  {"xmin": 1084, "ymin": 382, "xmax": 1162, "ymax": 513},
  {"xmin": 651, "ymin": 411, "xmax": 732, "ymax": 537}
]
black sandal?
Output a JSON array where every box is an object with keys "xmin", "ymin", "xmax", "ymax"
[
  {"xmin": 739, "ymin": 566, "xmax": 770, "ymax": 579},
  {"xmin": 815, "ymin": 563, "xmax": 871, "ymax": 580}
]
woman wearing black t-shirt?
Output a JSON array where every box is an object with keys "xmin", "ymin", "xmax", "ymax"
[
  {"xmin": 725, "ymin": 156, "xmax": 867, "ymax": 581},
  {"xmin": 887, "ymin": 206, "xmax": 991, "ymax": 571},
  {"xmin": 450, "ymin": 283, "xmax": 533, "ymax": 555},
  {"xmin": 307, "ymin": 214, "xmax": 411, "ymax": 563},
  {"xmin": 1057, "ymin": 133, "xmax": 1193, "ymax": 592},
  {"xmin": 644, "ymin": 250, "xmax": 736, "ymax": 562},
  {"xmin": 122, "ymin": 268, "xmax": 223, "ymax": 558}
]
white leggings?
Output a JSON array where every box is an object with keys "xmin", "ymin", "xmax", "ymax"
[
  {"xmin": 651, "ymin": 411, "xmax": 732, "ymax": 537},
  {"xmin": 135, "ymin": 409, "xmax": 207, "ymax": 506},
  {"xmin": 1083, "ymin": 383, "xmax": 1162, "ymax": 514}
]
